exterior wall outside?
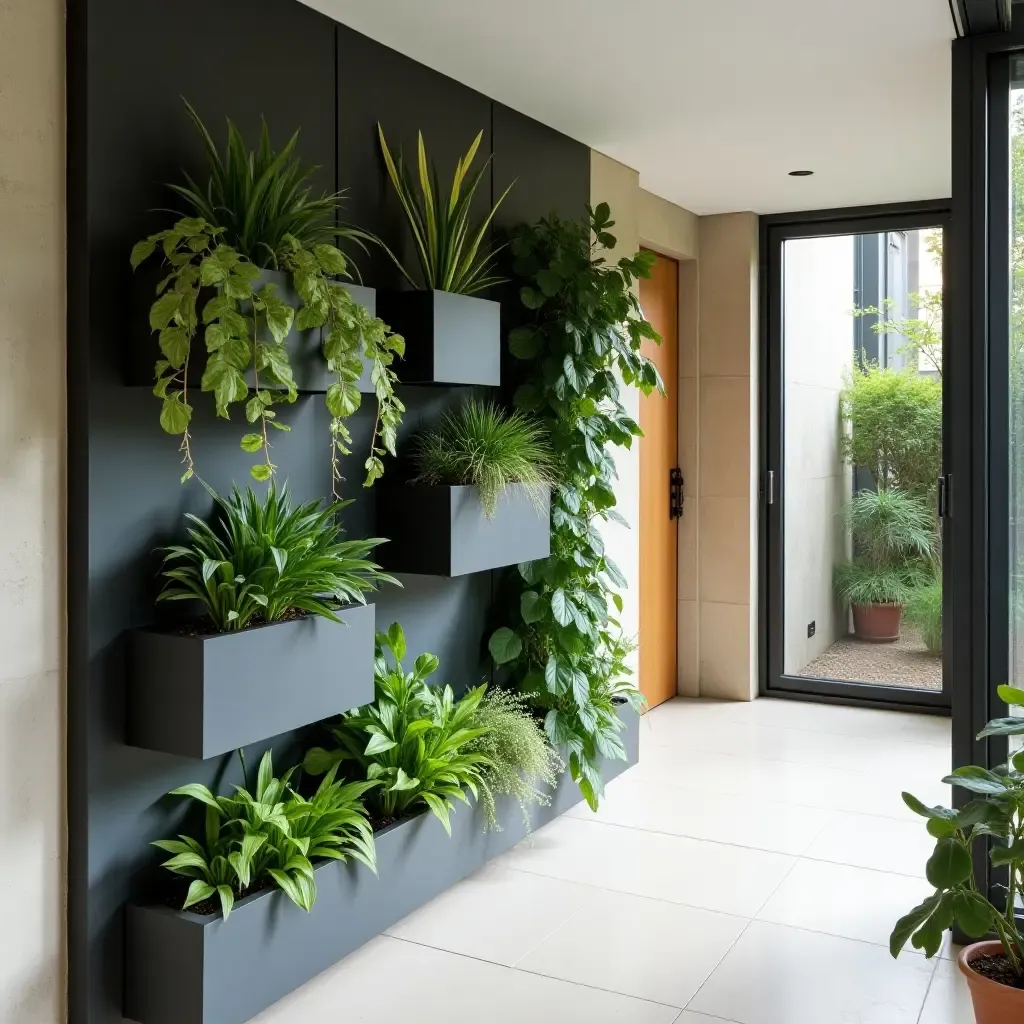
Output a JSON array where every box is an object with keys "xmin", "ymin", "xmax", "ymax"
[
  {"xmin": 0, "ymin": 1, "xmax": 66, "ymax": 1022},
  {"xmin": 782, "ymin": 236, "xmax": 854, "ymax": 674},
  {"xmin": 696, "ymin": 213, "xmax": 759, "ymax": 701}
]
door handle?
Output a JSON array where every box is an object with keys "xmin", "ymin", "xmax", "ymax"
[{"xmin": 670, "ymin": 468, "xmax": 684, "ymax": 520}]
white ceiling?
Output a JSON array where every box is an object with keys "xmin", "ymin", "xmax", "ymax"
[{"xmin": 303, "ymin": 0, "xmax": 955, "ymax": 215}]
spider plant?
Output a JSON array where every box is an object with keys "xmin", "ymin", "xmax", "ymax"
[
  {"xmin": 411, "ymin": 399, "xmax": 554, "ymax": 517},
  {"xmin": 377, "ymin": 125, "xmax": 514, "ymax": 295},
  {"xmin": 157, "ymin": 482, "xmax": 397, "ymax": 632},
  {"xmin": 833, "ymin": 487, "xmax": 935, "ymax": 607},
  {"xmin": 303, "ymin": 622, "xmax": 493, "ymax": 835},
  {"xmin": 169, "ymin": 99, "xmax": 373, "ymax": 271}
]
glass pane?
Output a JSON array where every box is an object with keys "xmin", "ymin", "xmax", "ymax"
[
  {"xmin": 782, "ymin": 229, "xmax": 943, "ymax": 692},
  {"xmin": 1009, "ymin": 75, "xmax": 1024, "ymax": 746}
]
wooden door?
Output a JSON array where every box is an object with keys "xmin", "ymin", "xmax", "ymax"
[{"xmin": 638, "ymin": 251, "xmax": 679, "ymax": 708}]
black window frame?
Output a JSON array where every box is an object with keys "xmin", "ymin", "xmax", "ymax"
[{"xmin": 759, "ymin": 200, "xmax": 954, "ymax": 716}]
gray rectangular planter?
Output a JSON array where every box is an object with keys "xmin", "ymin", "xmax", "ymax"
[
  {"xmin": 377, "ymin": 289, "xmax": 500, "ymax": 385},
  {"xmin": 128, "ymin": 604, "xmax": 375, "ymax": 760},
  {"xmin": 376, "ymin": 483, "xmax": 550, "ymax": 576},
  {"xmin": 129, "ymin": 272, "xmax": 376, "ymax": 393},
  {"xmin": 124, "ymin": 704, "xmax": 638, "ymax": 1024}
]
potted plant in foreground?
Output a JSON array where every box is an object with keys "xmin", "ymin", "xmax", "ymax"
[
  {"xmin": 892, "ymin": 684, "xmax": 1024, "ymax": 1021},
  {"xmin": 833, "ymin": 487, "xmax": 933, "ymax": 642}
]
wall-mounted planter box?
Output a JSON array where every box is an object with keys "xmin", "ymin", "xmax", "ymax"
[
  {"xmin": 376, "ymin": 483, "xmax": 550, "ymax": 576},
  {"xmin": 377, "ymin": 289, "xmax": 500, "ymax": 386},
  {"xmin": 128, "ymin": 604, "xmax": 375, "ymax": 760},
  {"xmin": 128, "ymin": 272, "xmax": 376, "ymax": 393},
  {"xmin": 124, "ymin": 704, "xmax": 638, "ymax": 1024}
]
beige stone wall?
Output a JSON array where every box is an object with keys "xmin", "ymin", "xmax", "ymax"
[
  {"xmin": 0, "ymin": 0, "xmax": 66, "ymax": 1021},
  {"xmin": 695, "ymin": 213, "xmax": 759, "ymax": 701},
  {"xmin": 590, "ymin": 154, "xmax": 643, "ymax": 674}
]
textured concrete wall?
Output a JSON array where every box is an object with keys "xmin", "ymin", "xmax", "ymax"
[
  {"xmin": 0, "ymin": 0, "xmax": 66, "ymax": 1020},
  {"xmin": 782, "ymin": 236, "xmax": 854, "ymax": 674}
]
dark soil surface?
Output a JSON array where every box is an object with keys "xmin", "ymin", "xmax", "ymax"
[
  {"xmin": 171, "ymin": 607, "xmax": 309, "ymax": 637},
  {"xmin": 971, "ymin": 953, "xmax": 1024, "ymax": 990},
  {"xmin": 165, "ymin": 878, "xmax": 271, "ymax": 917}
]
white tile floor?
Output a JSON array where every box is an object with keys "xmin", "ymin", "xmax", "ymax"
[{"xmin": 254, "ymin": 697, "xmax": 974, "ymax": 1024}]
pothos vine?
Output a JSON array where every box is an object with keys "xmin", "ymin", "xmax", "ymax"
[{"xmin": 131, "ymin": 217, "xmax": 404, "ymax": 487}]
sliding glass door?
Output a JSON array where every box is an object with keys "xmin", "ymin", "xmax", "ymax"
[{"xmin": 762, "ymin": 205, "xmax": 951, "ymax": 711}]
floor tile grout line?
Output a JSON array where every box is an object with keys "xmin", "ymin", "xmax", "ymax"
[
  {"xmin": 563, "ymin": 813, "xmax": 820, "ymax": 857},
  {"xmin": 638, "ymin": 743, "xmax": 950, "ymax": 787},
  {"xmin": 613, "ymin": 775, "xmax": 942, "ymax": 825},
  {"xmin": 915, "ymin": 952, "xmax": 943, "ymax": 1024},
  {"xmin": 681, "ymin": 917, "xmax": 757, "ymax": 1015},
  {"xmin": 644, "ymin": 712, "xmax": 951, "ymax": 750},
  {"xmin": 599, "ymin": 770, "xmax": 931, "ymax": 823},
  {"xmin": 508, "ymin": 900, "xmax": 591, "ymax": 969},
  {"xmin": 497, "ymin": 858, "xmax": 934, "ymax": 957},
  {"xmin": 557, "ymin": 808, "xmax": 931, "ymax": 875},
  {"xmin": 384, "ymin": 933, "xmax": 686, "ymax": 1013},
  {"xmin": 552, "ymin": 811, "xmax": 810, "ymax": 859},
  {"xmin": 497, "ymin": 861, "xmax": 753, "ymax": 922}
]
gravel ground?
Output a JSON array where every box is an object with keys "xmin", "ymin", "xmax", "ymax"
[{"xmin": 794, "ymin": 625, "xmax": 942, "ymax": 691}]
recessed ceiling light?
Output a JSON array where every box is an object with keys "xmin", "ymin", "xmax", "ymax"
[{"xmin": 788, "ymin": 169, "xmax": 814, "ymax": 177}]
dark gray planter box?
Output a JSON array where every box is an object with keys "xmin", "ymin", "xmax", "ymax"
[
  {"xmin": 129, "ymin": 271, "xmax": 376, "ymax": 393},
  {"xmin": 128, "ymin": 605, "xmax": 375, "ymax": 760},
  {"xmin": 377, "ymin": 483, "xmax": 550, "ymax": 577},
  {"xmin": 377, "ymin": 289, "xmax": 500, "ymax": 385},
  {"xmin": 124, "ymin": 704, "xmax": 638, "ymax": 1024}
]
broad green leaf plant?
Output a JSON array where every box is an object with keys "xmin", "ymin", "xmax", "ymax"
[
  {"xmin": 411, "ymin": 398, "xmax": 555, "ymax": 518},
  {"xmin": 487, "ymin": 204, "xmax": 663, "ymax": 810},
  {"xmin": 303, "ymin": 622, "xmax": 492, "ymax": 835},
  {"xmin": 891, "ymin": 684, "xmax": 1024, "ymax": 976},
  {"xmin": 153, "ymin": 750, "xmax": 377, "ymax": 919},
  {"xmin": 377, "ymin": 125, "xmax": 513, "ymax": 295},
  {"xmin": 131, "ymin": 103, "xmax": 404, "ymax": 485},
  {"xmin": 158, "ymin": 482, "xmax": 396, "ymax": 632}
]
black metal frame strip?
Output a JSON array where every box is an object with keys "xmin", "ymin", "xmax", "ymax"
[{"xmin": 759, "ymin": 200, "xmax": 953, "ymax": 715}]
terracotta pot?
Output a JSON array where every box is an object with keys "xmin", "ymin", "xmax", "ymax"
[
  {"xmin": 957, "ymin": 940, "xmax": 1024, "ymax": 1023},
  {"xmin": 850, "ymin": 601, "xmax": 902, "ymax": 643}
]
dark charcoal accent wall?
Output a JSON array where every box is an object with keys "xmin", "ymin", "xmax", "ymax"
[{"xmin": 68, "ymin": 2, "xmax": 590, "ymax": 1022}]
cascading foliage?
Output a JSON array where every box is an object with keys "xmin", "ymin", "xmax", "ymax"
[{"xmin": 487, "ymin": 203, "xmax": 663, "ymax": 810}]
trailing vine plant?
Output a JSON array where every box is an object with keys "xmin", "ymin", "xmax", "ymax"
[
  {"xmin": 130, "ymin": 102, "xmax": 404, "ymax": 486},
  {"xmin": 487, "ymin": 203, "xmax": 663, "ymax": 810},
  {"xmin": 282, "ymin": 237, "xmax": 405, "ymax": 490},
  {"xmin": 131, "ymin": 217, "xmax": 298, "ymax": 482}
]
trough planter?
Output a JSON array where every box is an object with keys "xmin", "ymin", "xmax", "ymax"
[
  {"xmin": 128, "ymin": 604, "xmax": 375, "ymax": 760},
  {"xmin": 129, "ymin": 271, "xmax": 376, "ymax": 393},
  {"xmin": 376, "ymin": 289, "xmax": 500, "ymax": 385},
  {"xmin": 376, "ymin": 483, "xmax": 550, "ymax": 576},
  {"xmin": 124, "ymin": 703, "xmax": 638, "ymax": 1024}
]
